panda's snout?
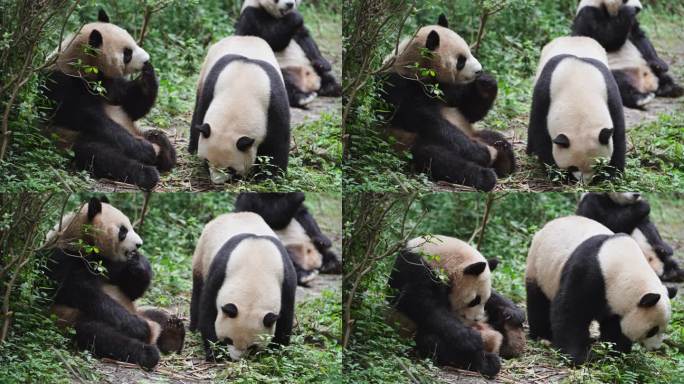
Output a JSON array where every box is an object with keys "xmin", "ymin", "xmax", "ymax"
[{"xmin": 285, "ymin": 2, "xmax": 294, "ymax": 9}]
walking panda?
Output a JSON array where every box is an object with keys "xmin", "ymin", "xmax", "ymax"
[
  {"xmin": 189, "ymin": 36, "xmax": 290, "ymax": 184},
  {"xmin": 528, "ymin": 36, "xmax": 626, "ymax": 183},
  {"xmin": 380, "ymin": 14, "xmax": 515, "ymax": 191},
  {"xmin": 572, "ymin": 0, "xmax": 684, "ymax": 108},
  {"xmin": 576, "ymin": 192, "xmax": 683, "ymax": 281},
  {"xmin": 46, "ymin": 197, "xmax": 185, "ymax": 369},
  {"xmin": 526, "ymin": 215, "xmax": 677, "ymax": 365},
  {"xmin": 43, "ymin": 9, "xmax": 176, "ymax": 190},
  {"xmin": 235, "ymin": 0, "xmax": 342, "ymax": 108},
  {"xmin": 388, "ymin": 235, "xmax": 526, "ymax": 377},
  {"xmin": 190, "ymin": 212, "xmax": 296, "ymax": 361}
]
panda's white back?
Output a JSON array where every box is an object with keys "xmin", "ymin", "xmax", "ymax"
[
  {"xmin": 526, "ymin": 215, "xmax": 612, "ymax": 299},
  {"xmin": 536, "ymin": 36, "xmax": 607, "ymax": 82},
  {"xmin": 607, "ymin": 40, "xmax": 648, "ymax": 70}
]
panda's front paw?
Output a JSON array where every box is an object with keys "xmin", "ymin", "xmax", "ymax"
[
  {"xmin": 312, "ymin": 58, "xmax": 331, "ymax": 73},
  {"xmin": 139, "ymin": 61, "xmax": 158, "ymax": 94},
  {"xmin": 474, "ymin": 352, "xmax": 501, "ymax": 378},
  {"xmin": 474, "ymin": 74, "xmax": 498, "ymax": 99},
  {"xmin": 648, "ymin": 59, "xmax": 669, "ymax": 75},
  {"xmin": 143, "ymin": 130, "xmax": 177, "ymax": 173},
  {"xmin": 502, "ymin": 306, "xmax": 526, "ymax": 327},
  {"xmin": 312, "ymin": 235, "xmax": 332, "ymax": 249},
  {"xmin": 286, "ymin": 11, "xmax": 304, "ymax": 28}
]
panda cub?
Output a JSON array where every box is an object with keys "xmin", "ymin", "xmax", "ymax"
[
  {"xmin": 577, "ymin": 192, "xmax": 683, "ymax": 281},
  {"xmin": 381, "ymin": 14, "xmax": 515, "ymax": 191},
  {"xmin": 572, "ymin": 0, "xmax": 684, "ymax": 108},
  {"xmin": 190, "ymin": 212, "xmax": 296, "ymax": 361},
  {"xmin": 526, "ymin": 215, "xmax": 677, "ymax": 365},
  {"xmin": 44, "ymin": 10, "xmax": 176, "ymax": 190},
  {"xmin": 46, "ymin": 197, "xmax": 185, "ymax": 369},
  {"xmin": 235, "ymin": 0, "xmax": 342, "ymax": 108},
  {"xmin": 528, "ymin": 36, "xmax": 626, "ymax": 183},
  {"xmin": 388, "ymin": 235, "xmax": 526, "ymax": 377},
  {"xmin": 189, "ymin": 36, "xmax": 290, "ymax": 184},
  {"xmin": 233, "ymin": 192, "xmax": 342, "ymax": 285}
]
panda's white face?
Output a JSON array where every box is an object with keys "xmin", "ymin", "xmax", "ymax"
[
  {"xmin": 608, "ymin": 192, "xmax": 641, "ymax": 205},
  {"xmin": 215, "ymin": 302, "xmax": 277, "ymax": 360},
  {"xmin": 578, "ymin": 0, "xmax": 643, "ymax": 16},
  {"xmin": 620, "ymin": 289, "xmax": 671, "ymax": 350},
  {"xmin": 198, "ymin": 126, "xmax": 258, "ymax": 184},
  {"xmin": 257, "ymin": 0, "xmax": 300, "ymax": 18},
  {"xmin": 85, "ymin": 201, "xmax": 142, "ymax": 262},
  {"xmin": 453, "ymin": 272, "xmax": 492, "ymax": 323}
]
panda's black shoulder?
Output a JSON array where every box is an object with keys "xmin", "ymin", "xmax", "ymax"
[{"xmin": 235, "ymin": 5, "xmax": 275, "ymax": 34}]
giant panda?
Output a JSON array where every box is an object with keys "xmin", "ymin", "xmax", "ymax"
[
  {"xmin": 189, "ymin": 212, "xmax": 296, "ymax": 361},
  {"xmin": 576, "ymin": 192, "xmax": 683, "ymax": 281},
  {"xmin": 46, "ymin": 197, "xmax": 185, "ymax": 369},
  {"xmin": 188, "ymin": 36, "xmax": 290, "ymax": 184},
  {"xmin": 387, "ymin": 235, "xmax": 526, "ymax": 377},
  {"xmin": 528, "ymin": 36, "xmax": 626, "ymax": 183},
  {"xmin": 380, "ymin": 14, "xmax": 515, "ymax": 191},
  {"xmin": 43, "ymin": 9, "xmax": 176, "ymax": 190},
  {"xmin": 233, "ymin": 192, "xmax": 343, "ymax": 285},
  {"xmin": 572, "ymin": 0, "xmax": 684, "ymax": 108},
  {"xmin": 235, "ymin": 0, "xmax": 342, "ymax": 108},
  {"xmin": 526, "ymin": 215, "xmax": 677, "ymax": 365}
]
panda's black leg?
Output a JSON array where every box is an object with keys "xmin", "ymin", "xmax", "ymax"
[
  {"xmin": 320, "ymin": 249, "xmax": 342, "ymax": 274},
  {"xmin": 282, "ymin": 70, "xmax": 316, "ymax": 109},
  {"xmin": 612, "ymin": 71, "xmax": 654, "ymax": 110},
  {"xmin": 142, "ymin": 129, "xmax": 177, "ymax": 173},
  {"xmin": 656, "ymin": 73, "xmax": 684, "ymax": 98},
  {"xmin": 411, "ymin": 141, "xmax": 497, "ymax": 191},
  {"xmin": 318, "ymin": 71, "xmax": 342, "ymax": 97},
  {"xmin": 598, "ymin": 315, "xmax": 633, "ymax": 353},
  {"xmin": 415, "ymin": 328, "xmax": 501, "ymax": 377},
  {"xmin": 73, "ymin": 139, "xmax": 160, "ymax": 190},
  {"xmin": 525, "ymin": 281, "xmax": 552, "ymax": 341},
  {"xmin": 74, "ymin": 318, "xmax": 160, "ymax": 370},
  {"xmin": 189, "ymin": 273, "xmax": 203, "ymax": 332},
  {"xmin": 550, "ymin": 296, "xmax": 592, "ymax": 365}
]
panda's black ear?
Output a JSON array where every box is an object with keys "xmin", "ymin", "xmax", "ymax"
[
  {"xmin": 87, "ymin": 197, "xmax": 102, "ymax": 221},
  {"xmin": 667, "ymin": 286, "xmax": 678, "ymax": 299},
  {"xmin": 196, "ymin": 123, "xmax": 211, "ymax": 139},
  {"xmin": 98, "ymin": 9, "xmax": 110, "ymax": 23},
  {"xmin": 487, "ymin": 258, "xmax": 499, "ymax": 271},
  {"xmin": 99, "ymin": 195, "xmax": 109, "ymax": 204},
  {"xmin": 89, "ymin": 30, "xmax": 103, "ymax": 49},
  {"xmin": 222, "ymin": 303, "xmax": 238, "ymax": 318},
  {"xmin": 552, "ymin": 134, "xmax": 570, "ymax": 148},
  {"xmin": 263, "ymin": 312, "xmax": 279, "ymax": 327},
  {"xmin": 638, "ymin": 293, "xmax": 661, "ymax": 308},
  {"xmin": 236, "ymin": 136, "xmax": 255, "ymax": 152},
  {"xmin": 598, "ymin": 128, "xmax": 613, "ymax": 145},
  {"xmin": 437, "ymin": 13, "xmax": 449, "ymax": 28},
  {"xmin": 426, "ymin": 30, "xmax": 440, "ymax": 51},
  {"xmin": 463, "ymin": 261, "xmax": 487, "ymax": 276}
]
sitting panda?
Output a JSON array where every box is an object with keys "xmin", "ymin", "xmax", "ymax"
[
  {"xmin": 188, "ymin": 36, "xmax": 290, "ymax": 184},
  {"xmin": 526, "ymin": 215, "xmax": 677, "ymax": 365},
  {"xmin": 576, "ymin": 192, "xmax": 683, "ymax": 281},
  {"xmin": 528, "ymin": 36, "xmax": 626, "ymax": 183},
  {"xmin": 190, "ymin": 212, "xmax": 296, "ymax": 361},
  {"xmin": 43, "ymin": 10, "xmax": 176, "ymax": 190},
  {"xmin": 46, "ymin": 197, "xmax": 185, "ymax": 369},
  {"xmin": 572, "ymin": 0, "xmax": 684, "ymax": 108},
  {"xmin": 380, "ymin": 14, "xmax": 515, "ymax": 191},
  {"xmin": 235, "ymin": 0, "xmax": 342, "ymax": 108},
  {"xmin": 387, "ymin": 235, "xmax": 526, "ymax": 377},
  {"xmin": 233, "ymin": 192, "xmax": 342, "ymax": 285}
]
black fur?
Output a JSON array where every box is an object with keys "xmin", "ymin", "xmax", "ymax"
[
  {"xmin": 47, "ymin": 247, "xmax": 160, "ymax": 369},
  {"xmin": 527, "ymin": 234, "xmax": 636, "ymax": 365},
  {"xmin": 188, "ymin": 54, "xmax": 290, "ymax": 178},
  {"xmin": 44, "ymin": 49, "xmax": 175, "ymax": 190},
  {"xmin": 191, "ymin": 233, "xmax": 296, "ymax": 360},
  {"xmin": 235, "ymin": 5, "xmax": 341, "ymax": 107},
  {"xmin": 234, "ymin": 193, "xmax": 342, "ymax": 278},
  {"xmin": 527, "ymin": 54, "xmax": 626, "ymax": 180},
  {"xmin": 388, "ymin": 249, "xmax": 502, "ymax": 377},
  {"xmin": 139, "ymin": 308, "xmax": 186, "ymax": 354},
  {"xmin": 381, "ymin": 71, "xmax": 508, "ymax": 191},
  {"xmin": 610, "ymin": 69, "xmax": 654, "ymax": 110},
  {"xmin": 472, "ymin": 130, "xmax": 516, "ymax": 177}
]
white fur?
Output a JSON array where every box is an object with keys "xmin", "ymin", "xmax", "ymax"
[
  {"xmin": 607, "ymin": 192, "xmax": 641, "ymax": 205},
  {"xmin": 541, "ymin": 37, "xmax": 614, "ymax": 183},
  {"xmin": 631, "ymin": 228, "xmax": 665, "ymax": 277},
  {"xmin": 191, "ymin": 212, "xmax": 283, "ymax": 361},
  {"xmin": 536, "ymin": 36, "xmax": 607, "ymax": 83},
  {"xmin": 242, "ymin": 0, "xmax": 300, "ymax": 18},
  {"xmin": 276, "ymin": 40, "xmax": 321, "ymax": 94},
  {"xmin": 275, "ymin": 219, "xmax": 322, "ymax": 271},
  {"xmin": 407, "ymin": 235, "xmax": 491, "ymax": 323},
  {"xmin": 577, "ymin": 0, "xmax": 643, "ymax": 16},
  {"xmin": 196, "ymin": 36, "xmax": 283, "ymax": 183}
]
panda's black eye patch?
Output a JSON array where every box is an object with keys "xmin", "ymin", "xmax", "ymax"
[
  {"xmin": 123, "ymin": 48, "xmax": 132, "ymax": 64},
  {"xmin": 456, "ymin": 55, "xmax": 466, "ymax": 70},
  {"xmin": 467, "ymin": 296, "xmax": 480, "ymax": 307},
  {"xmin": 646, "ymin": 326, "xmax": 659, "ymax": 338},
  {"xmin": 118, "ymin": 225, "xmax": 128, "ymax": 242}
]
